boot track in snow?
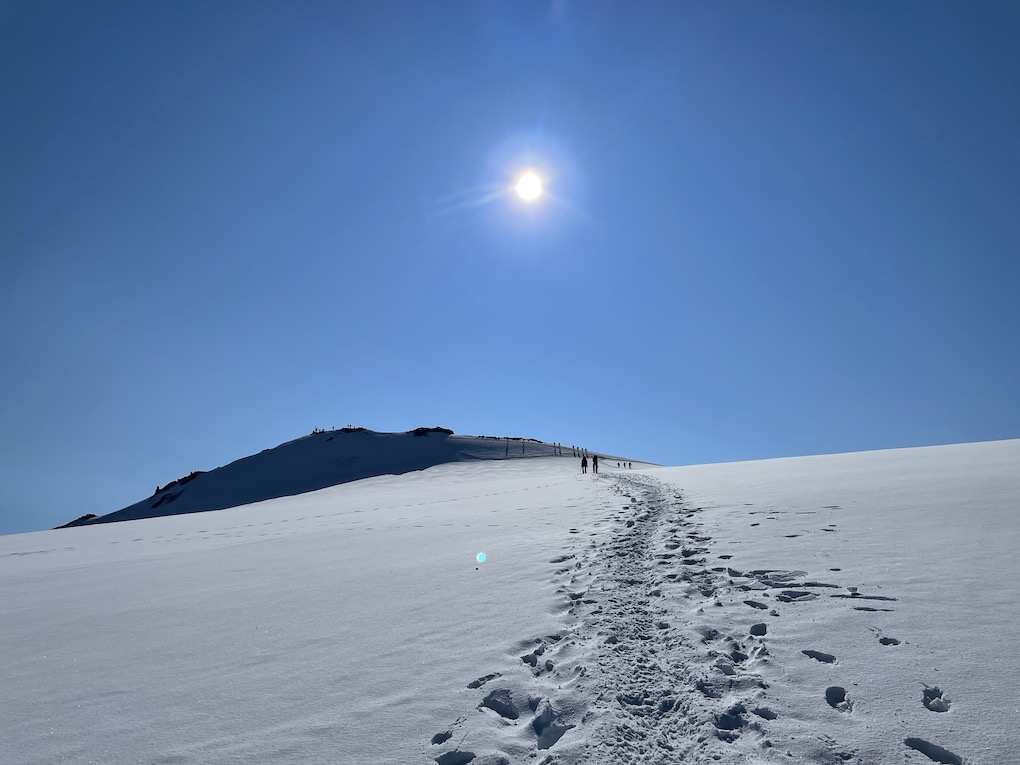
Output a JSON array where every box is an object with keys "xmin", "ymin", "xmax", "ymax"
[{"xmin": 427, "ymin": 472, "xmax": 781, "ymax": 765}]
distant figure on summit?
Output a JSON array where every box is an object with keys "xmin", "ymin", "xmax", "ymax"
[
  {"xmin": 581, "ymin": 455, "xmax": 588, "ymax": 474},
  {"xmin": 592, "ymin": 454, "xmax": 599, "ymax": 474}
]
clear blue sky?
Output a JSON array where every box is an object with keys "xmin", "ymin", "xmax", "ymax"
[{"xmin": 2, "ymin": 1, "xmax": 1018, "ymax": 534}]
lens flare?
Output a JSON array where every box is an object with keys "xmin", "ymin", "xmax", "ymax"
[{"xmin": 476, "ymin": 552, "xmax": 487, "ymax": 563}]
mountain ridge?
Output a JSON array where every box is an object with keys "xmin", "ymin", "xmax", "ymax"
[{"xmin": 61, "ymin": 428, "xmax": 632, "ymax": 527}]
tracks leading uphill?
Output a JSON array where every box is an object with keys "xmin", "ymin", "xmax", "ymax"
[{"xmin": 427, "ymin": 472, "xmax": 780, "ymax": 765}]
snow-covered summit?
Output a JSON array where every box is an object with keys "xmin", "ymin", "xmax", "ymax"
[{"xmin": 66, "ymin": 428, "xmax": 615, "ymax": 526}]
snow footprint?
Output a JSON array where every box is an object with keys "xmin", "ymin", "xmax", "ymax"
[
  {"xmin": 467, "ymin": 673, "xmax": 501, "ymax": 689},
  {"xmin": 480, "ymin": 689, "xmax": 520, "ymax": 720},
  {"xmin": 802, "ymin": 649, "xmax": 837, "ymax": 664},
  {"xmin": 532, "ymin": 699, "xmax": 574, "ymax": 749},
  {"xmin": 520, "ymin": 634, "xmax": 564, "ymax": 675},
  {"xmin": 713, "ymin": 702, "xmax": 748, "ymax": 742},
  {"xmin": 922, "ymin": 685, "xmax": 951, "ymax": 713},
  {"xmin": 435, "ymin": 751, "xmax": 475, "ymax": 765},
  {"xmin": 904, "ymin": 737, "xmax": 962, "ymax": 764},
  {"xmin": 825, "ymin": 686, "xmax": 852, "ymax": 712}
]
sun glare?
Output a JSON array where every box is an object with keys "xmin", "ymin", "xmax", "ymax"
[{"xmin": 515, "ymin": 171, "xmax": 543, "ymax": 203}]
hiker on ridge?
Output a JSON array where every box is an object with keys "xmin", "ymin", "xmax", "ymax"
[
  {"xmin": 592, "ymin": 454, "xmax": 599, "ymax": 474},
  {"xmin": 581, "ymin": 455, "xmax": 588, "ymax": 474}
]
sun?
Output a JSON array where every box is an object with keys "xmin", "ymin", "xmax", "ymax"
[{"xmin": 514, "ymin": 170, "xmax": 543, "ymax": 203}]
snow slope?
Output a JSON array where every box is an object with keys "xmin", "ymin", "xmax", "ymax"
[
  {"xmin": 71, "ymin": 429, "xmax": 598, "ymax": 526},
  {"xmin": 1, "ymin": 440, "xmax": 1016, "ymax": 765}
]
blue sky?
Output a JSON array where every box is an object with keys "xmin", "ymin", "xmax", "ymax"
[{"xmin": 2, "ymin": 1, "xmax": 1018, "ymax": 534}]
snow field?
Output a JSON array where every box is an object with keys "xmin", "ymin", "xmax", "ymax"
[
  {"xmin": 423, "ymin": 442, "xmax": 1020, "ymax": 764},
  {"xmin": 654, "ymin": 439, "xmax": 1020, "ymax": 764},
  {"xmin": 1, "ymin": 457, "xmax": 608, "ymax": 764},
  {"xmin": 1, "ymin": 440, "xmax": 1017, "ymax": 764}
]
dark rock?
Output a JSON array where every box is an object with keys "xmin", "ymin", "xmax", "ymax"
[
  {"xmin": 410, "ymin": 426, "xmax": 454, "ymax": 437},
  {"xmin": 54, "ymin": 514, "xmax": 98, "ymax": 529}
]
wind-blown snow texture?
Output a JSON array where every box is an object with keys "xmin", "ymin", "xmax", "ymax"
[{"xmin": 1, "ymin": 439, "xmax": 1017, "ymax": 764}]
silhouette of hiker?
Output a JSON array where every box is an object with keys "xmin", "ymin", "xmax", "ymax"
[
  {"xmin": 581, "ymin": 456, "xmax": 588, "ymax": 474},
  {"xmin": 592, "ymin": 454, "xmax": 599, "ymax": 474}
]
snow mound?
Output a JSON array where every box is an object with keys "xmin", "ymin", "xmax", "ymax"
[{"xmin": 69, "ymin": 429, "xmax": 594, "ymax": 526}]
